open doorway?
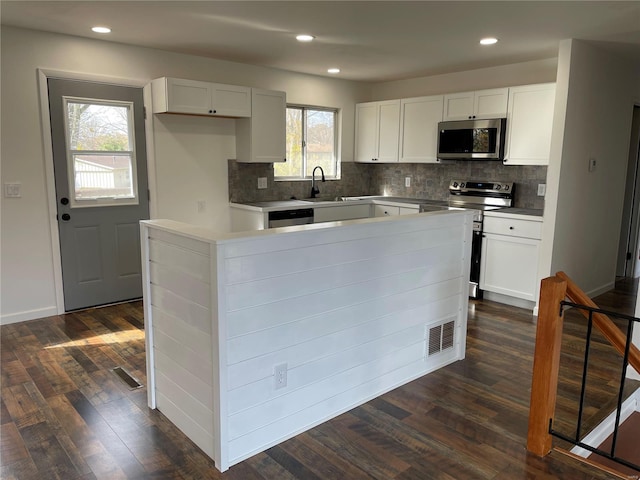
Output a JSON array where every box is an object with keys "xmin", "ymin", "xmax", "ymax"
[{"xmin": 616, "ymin": 105, "xmax": 640, "ymax": 278}]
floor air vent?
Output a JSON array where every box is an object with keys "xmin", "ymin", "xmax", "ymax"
[
  {"xmin": 112, "ymin": 366, "xmax": 143, "ymax": 389},
  {"xmin": 427, "ymin": 320, "xmax": 455, "ymax": 357}
]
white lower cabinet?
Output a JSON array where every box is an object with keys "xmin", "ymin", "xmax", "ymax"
[
  {"xmin": 480, "ymin": 215, "xmax": 542, "ymax": 302},
  {"xmin": 314, "ymin": 204, "xmax": 370, "ymax": 223},
  {"xmin": 373, "ymin": 204, "xmax": 418, "ymax": 217},
  {"xmin": 373, "ymin": 205, "xmax": 399, "ymax": 217}
]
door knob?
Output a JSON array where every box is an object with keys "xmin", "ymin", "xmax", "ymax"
[
  {"xmin": 60, "ymin": 197, "xmax": 69, "ymax": 205},
  {"xmin": 61, "ymin": 213, "xmax": 71, "ymax": 221}
]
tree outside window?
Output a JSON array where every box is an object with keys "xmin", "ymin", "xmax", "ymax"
[{"xmin": 275, "ymin": 106, "xmax": 338, "ymax": 179}]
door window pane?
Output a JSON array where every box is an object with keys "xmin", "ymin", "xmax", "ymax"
[
  {"xmin": 64, "ymin": 98, "xmax": 138, "ymax": 206},
  {"xmin": 73, "ymin": 154, "xmax": 134, "ymax": 200}
]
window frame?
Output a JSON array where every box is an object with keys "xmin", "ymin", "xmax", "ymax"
[
  {"xmin": 62, "ymin": 96, "xmax": 139, "ymax": 208},
  {"xmin": 275, "ymin": 104, "xmax": 340, "ymax": 181}
]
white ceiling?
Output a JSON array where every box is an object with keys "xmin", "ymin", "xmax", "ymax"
[{"xmin": 2, "ymin": 1, "xmax": 640, "ymax": 82}]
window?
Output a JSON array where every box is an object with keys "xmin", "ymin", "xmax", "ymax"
[
  {"xmin": 274, "ymin": 106, "xmax": 338, "ymax": 179},
  {"xmin": 63, "ymin": 97, "xmax": 139, "ymax": 207}
]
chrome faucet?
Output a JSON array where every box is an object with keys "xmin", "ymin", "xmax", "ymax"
[{"xmin": 310, "ymin": 166, "xmax": 325, "ymax": 198}]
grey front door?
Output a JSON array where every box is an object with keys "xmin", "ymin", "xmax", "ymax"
[{"xmin": 48, "ymin": 78, "xmax": 149, "ymax": 311}]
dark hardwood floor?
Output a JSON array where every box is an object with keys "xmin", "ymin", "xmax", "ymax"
[{"xmin": 2, "ymin": 280, "xmax": 638, "ymax": 479}]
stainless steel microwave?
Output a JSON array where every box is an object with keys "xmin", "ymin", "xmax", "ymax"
[{"xmin": 437, "ymin": 118, "xmax": 506, "ymax": 160}]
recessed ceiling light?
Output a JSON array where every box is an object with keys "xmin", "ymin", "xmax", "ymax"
[
  {"xmin": 92, "ymin": 26, "xmax": 111, "ymax": 34},
  {"xmin": 480, "ymin": 37, "xmax": 498, "ymax": 45},
  {"xmin": 296, "ymin": 34, "xmax": 315, "ymax": 42},
  {"xmin": 327, "ymin": 68, "xmax": 341, "ymax": 74}
]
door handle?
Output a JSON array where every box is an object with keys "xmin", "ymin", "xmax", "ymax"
[{"xmin": 61, "ymin": 213, "xmax": 71, "ymax": 221}]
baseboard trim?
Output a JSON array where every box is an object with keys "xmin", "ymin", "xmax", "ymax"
[
  {"xmin": 586, "ymin": 281, "xmax": 616, "ymax": 299},
  {"xmin": 483, "ymin": 291, "xmax": 536, "ymax": 312},
  {"xmin": 1, "ymin": 306, "xmax": 59, "ymax": 325}
]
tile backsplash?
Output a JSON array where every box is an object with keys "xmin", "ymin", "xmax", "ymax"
[{"xmin": 229, "ymin": 160, "xmax": 546, "ymax": 210}]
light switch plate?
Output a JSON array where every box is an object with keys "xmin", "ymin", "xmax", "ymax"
[
  {"xmin": 258, "ymin": 177, "xmax": 267, "ymax": 189},
  {"xmin": 537, "ymin": 184, "xmax": 546, "ymax": 196},
  {"xmin": 405, "ymin": 177, "xmax": 411, "ymax": 188},
  {"xmin": 4, "ymin": 182, "xmax": 21, "ymax": 198}
]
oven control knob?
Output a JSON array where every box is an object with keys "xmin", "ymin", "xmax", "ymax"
[
  {"xmin": 452, "ymin": 182, "xmax": 458, "ymax": 188},
  {"xmin": 505, "ymin": 185, "xmax": 510, "ymax": 191},
  {"xmin": 460, "ymin": 182, "xmax": 465, "ymax": 188},
  {"xmin": 496, "ymin": 184, "xmax": 501, "ymax": 190}
]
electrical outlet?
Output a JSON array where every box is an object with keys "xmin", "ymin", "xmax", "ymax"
[
  {"xmin": 258, "ymin": 177, "xmax": 268, "ymax": 189},
  {"xmin": 4, "ymin": 182, "xmax": 21, "ymax": 198},
  {"xmin": 589, "ymin": 157, "xmax": 597, "ymax": 172},
  {"xmin": 537, "ymin": 184, "xmax": 546, "ymax": 196},
  {"xmin": 405, "ymin": 177, "xmax": 411, "ymax": 188},
  {"xmin": 274, "ymin": 363, "xmax": 287, "ymax": 389}
]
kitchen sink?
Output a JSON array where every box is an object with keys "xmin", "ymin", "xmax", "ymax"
[{"xmin": 299, "ymin": 197, "xmax": 346, "ymax": 203}]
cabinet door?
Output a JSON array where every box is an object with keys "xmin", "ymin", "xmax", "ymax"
[
  {"xmin": 355, "ymin": 103, "xmax": 379, "ymax": 163},
  {"xmin": 250, "ymin": 89, "xmax": 286, "ymax": 163},
  {"xmin": 443, "ymin": 92, "xmax": 474, "ymax": 120},
  {"xmin": 504, "ymin": 83, "xmax": 556, "ymax": 165},
  {"xmin": 211, "ymin": 84, "xmax": 251, "ymax": 117},
  {"xmin": 443, "ymin": 88, "xmax": 508, "ymax": 120},
  {"xmin": 473, "ymin": 88, "xmax": 508, "ymax": 119},
  {"xmin": 399, "ymin": 207, "xmax": 419, "ymax": 215},
  {"xmin": 373, "ymin": 204, "xmax": 400, "ymax": 217},
  {"xmin": 314, "ymin": 204, "xmax": 370, "ymax": 223},
  {"xmin": 480, "ymin": 233, "xmax": 539, "ymax": 301},
  {"xmin": 399, "ymin": 96, "xmax": 443, "ymax": 163},
  {"xmin": 376, "ymin": 101, "xmax": 400, "ymax": 162},
  {"xmin": 164, "ymin": 78, "xmax": 213, "ymax": 115}
]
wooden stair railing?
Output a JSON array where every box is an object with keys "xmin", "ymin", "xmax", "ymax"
[
  {"xmin": 556, "ymin": 271, "xmax": 640, "ymax": 374},
  {"xmin": 527, "ymin": 276, "xmax": 567, "ymax": 456},
  {"xmin": 527, "ymin": 272, "xmax": 640, "ymax": 457}
]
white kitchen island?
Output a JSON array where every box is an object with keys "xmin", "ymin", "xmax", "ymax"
[{"xmin": 140, "ymin": 209, "xmax": 473, "ymax": 472}]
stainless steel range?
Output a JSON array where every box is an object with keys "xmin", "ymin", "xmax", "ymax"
[{"xmin": 419, "ymin": 180, "xmax": 514, "ymax": 299}]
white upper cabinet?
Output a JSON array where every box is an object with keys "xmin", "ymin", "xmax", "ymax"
[
  {"xmin": 503, "ymin": 83, "xmax": 556, "ymax": 166},
  {"xmin": 443, "ymin": 88, "xmax": 508, "ymax": 120},
  {"xmin": 235, "ymin": 88, "xmax": 286, "ymax": 163},
  {"xmin": 399, "ymin": 95, "xmax": 444, "ymax": 163},
  {"xmin": 151, "ymin": 77, "xmax": 251, "ymax": 117},
  {"xmin": 355, "ymin": 100, "xmax": 400, "ymax": 163}
]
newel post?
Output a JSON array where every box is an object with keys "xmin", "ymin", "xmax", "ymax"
[{"xmin": 527, "ymin": 276, "xmax": 567, "ymax": 456}]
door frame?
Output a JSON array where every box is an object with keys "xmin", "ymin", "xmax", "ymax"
[{"xmin": 37, "ymin": 68, "xmax": 157, "ymax": 314}]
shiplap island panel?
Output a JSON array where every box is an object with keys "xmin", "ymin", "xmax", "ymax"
[{"xmin": 140, "ymin": 211, "xmax": 473, "ymax": 472}]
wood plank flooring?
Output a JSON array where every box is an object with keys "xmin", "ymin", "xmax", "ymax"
[{"xmin": 1, "ymin": 281, "xmax": 638, "ymax": 479}]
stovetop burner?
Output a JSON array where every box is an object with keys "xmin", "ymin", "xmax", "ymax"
[{"xmin": 419, "ymin": 180, "xmax": 515, "ymax": 222}]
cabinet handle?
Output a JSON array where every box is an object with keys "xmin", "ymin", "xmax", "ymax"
[
  {"xmin": 509, "ymin": 226, "xmax": 514, "ymax": 230},
  {"xmin": 209, "ymin": 109, "xmax": 213, "ymax": 114}
]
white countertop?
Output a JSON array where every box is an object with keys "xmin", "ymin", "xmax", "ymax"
[
  {"xmin": 230, "ymin": 196, "xmax": 543, "ymax": 218},
  {"xmin": 231, "ymin": 196, "xmax": 429, "ymax": 212}
]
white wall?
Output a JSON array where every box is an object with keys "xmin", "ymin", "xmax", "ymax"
[
  {"xmin": 542, "ymin": 40, "xmax": 640, "ymax": 296},
  {"xmin": 0, "ymin": 26, "xmax": 370, "ymax": 323},
  {"xmin": 370, "ymin": 58, "xmax": 558, "ymax": 99}
]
